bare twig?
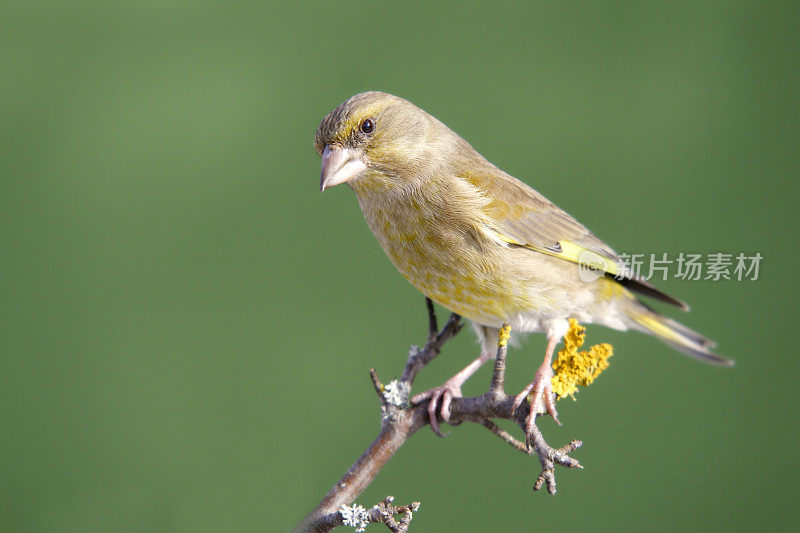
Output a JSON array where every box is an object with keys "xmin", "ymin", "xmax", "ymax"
[
  {"xmin": 312, "ymin": 496, "xmax": 420, "ymax": 532},
  {"xmin": 369, "ymin": 369, "xmax": 384, "ymax": 398},
  {"xmin": 530, "ymin": 432, "xmax": 583, "ymax": 495},
  {"xmin": 488, "ymin": 323, "xmax": 510, "ymax": 397},
  {"xmin": 479, "ymin": 419, "xmax": 530, "ymax": 454},
  {"xmin": 370, "ymin": 496, "xmax": 420, "ymax": 532},
  {"xmin": 400, "ymin": 298, "xmax": 462, "ymax": 385},
  {"xmin": 294, "ymin": 300, "xmax": 582, "ymax": 532},
  {"xmin": 425, "ymin": 297, "xmax": 438, "ymax": 341}
]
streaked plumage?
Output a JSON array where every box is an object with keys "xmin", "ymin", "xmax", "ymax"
[{"xmin": 315, "ymin": 91, "xmax": 731, "ymax": 432}]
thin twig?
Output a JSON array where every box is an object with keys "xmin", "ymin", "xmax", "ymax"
[
  {"xmin": 370, "ymin": 496, "xmax": 420, "ymax": 532},
  {"xmin": 313, "ymin": 496, "xmax": 421, "ymax": 532},
  {"xmin": 488, "ymin": 324, "xmax": 510, "ymax": 396},
  {"xmin": 400, "ymin": 304, "xmax": 461, "ymax": 386},
  {"xmin": 370, "ymin": 369, "xmax": 384, "ymax": 400},
  {"xmin": 480, "ymin": 419, "xmax": 530, "ymax": 454},
  {"xmin": 425, "ymin": 297, "xmax": 438, "ymax": 341}
]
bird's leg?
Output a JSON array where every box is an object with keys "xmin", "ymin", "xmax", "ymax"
[
  {"xmin": 512, "ymin": 336, "xmax": 561, "ymax": 430},
  {"xmin": 411, "ymin": 351, "xmax": 493, "ymax": 437}
]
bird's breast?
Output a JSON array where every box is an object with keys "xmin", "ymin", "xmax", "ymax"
[{"xmin": 354, "ymin": 190, "xmax": 531, "ymax": 324}]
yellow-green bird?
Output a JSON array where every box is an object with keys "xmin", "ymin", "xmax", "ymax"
[{"xmin": 314, "ymin": 91, "xmax": 732, "ymax": 435}]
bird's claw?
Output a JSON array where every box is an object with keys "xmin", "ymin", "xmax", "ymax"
[
  {"xmin": 513, "ymin": 364, "xmax": 560, "ymax": 431},
  {"xmin": 411, "ymin": 380, "xmax": 463, "ymax": 437}
]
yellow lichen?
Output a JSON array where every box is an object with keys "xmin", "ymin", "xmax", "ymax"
[
  {"xmin": 551, "ymin": 319, "xmax": 613, "ymax": 401},
  {"xmin": 498, "ymin": 324, "xmax": 511, "ymax": 346}
]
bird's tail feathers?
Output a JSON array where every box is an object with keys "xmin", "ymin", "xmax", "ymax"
[{"xmin": 626, "ymin": 304, "xmax": 734, "ymax": 366}]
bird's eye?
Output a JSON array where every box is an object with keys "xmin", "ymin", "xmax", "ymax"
[{"xmin": 360, "ymin": 119, "xmax": 375, "ymax": 134}]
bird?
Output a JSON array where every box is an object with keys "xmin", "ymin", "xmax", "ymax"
[{"xmin": 314, "ymin": 91, "xmax": 732, "ymax": 436}]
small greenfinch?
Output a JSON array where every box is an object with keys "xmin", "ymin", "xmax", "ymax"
[{"xmin": 314, "ymin": 91, "xmax": 731, "ymax": 435}]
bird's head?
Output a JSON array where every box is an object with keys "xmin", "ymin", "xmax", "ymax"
[{"xmin": 314, "ymin": 91, "xmax": 455, "ymax": 193}]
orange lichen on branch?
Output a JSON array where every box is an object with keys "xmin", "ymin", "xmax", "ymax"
[{"xmin": 550, "ymin": 319, "xmax": 613, "ymax": 400}]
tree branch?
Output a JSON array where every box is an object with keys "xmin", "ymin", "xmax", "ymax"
[
  {"xmin": 400, "ymin": 302, "xmax": 462, "ymax": 385},
  {"xmin": 479, "ymin": 419, "xmax": 530, "ymax": 454},
  {"xmin": 294, "ymin": 299, "xmax": 582, "ymax": 532}
]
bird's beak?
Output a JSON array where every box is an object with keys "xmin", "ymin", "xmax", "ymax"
[{"xmin": 320, "ymin": 145, "xmax": 366, "ymax": 192}]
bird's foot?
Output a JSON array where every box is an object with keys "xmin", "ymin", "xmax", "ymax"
[
  {"xmin": 411, "ymin": 378, "xmax": 464, "ymax": 437},
  {"xmin": 512, "ymin": 362, "xmax": 560, "ymax": 435}
]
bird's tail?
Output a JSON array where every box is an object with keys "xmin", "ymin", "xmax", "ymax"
[{"xmin": 625, "ymin": 302, "xmax": 734, "ymax": 366}]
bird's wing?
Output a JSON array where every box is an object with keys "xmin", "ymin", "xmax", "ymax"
[
  {"xmin": 464, "ymin": 167, "xmax": 628, "ymax": 277},
  {"xmin": 462, "ymin": 165, "xmax": 688, "ymax": 309}
]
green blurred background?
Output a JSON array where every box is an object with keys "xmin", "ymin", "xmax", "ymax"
[{"xmin": 2, "ymin": 1, "xmax": 798, "ymax": 531}]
